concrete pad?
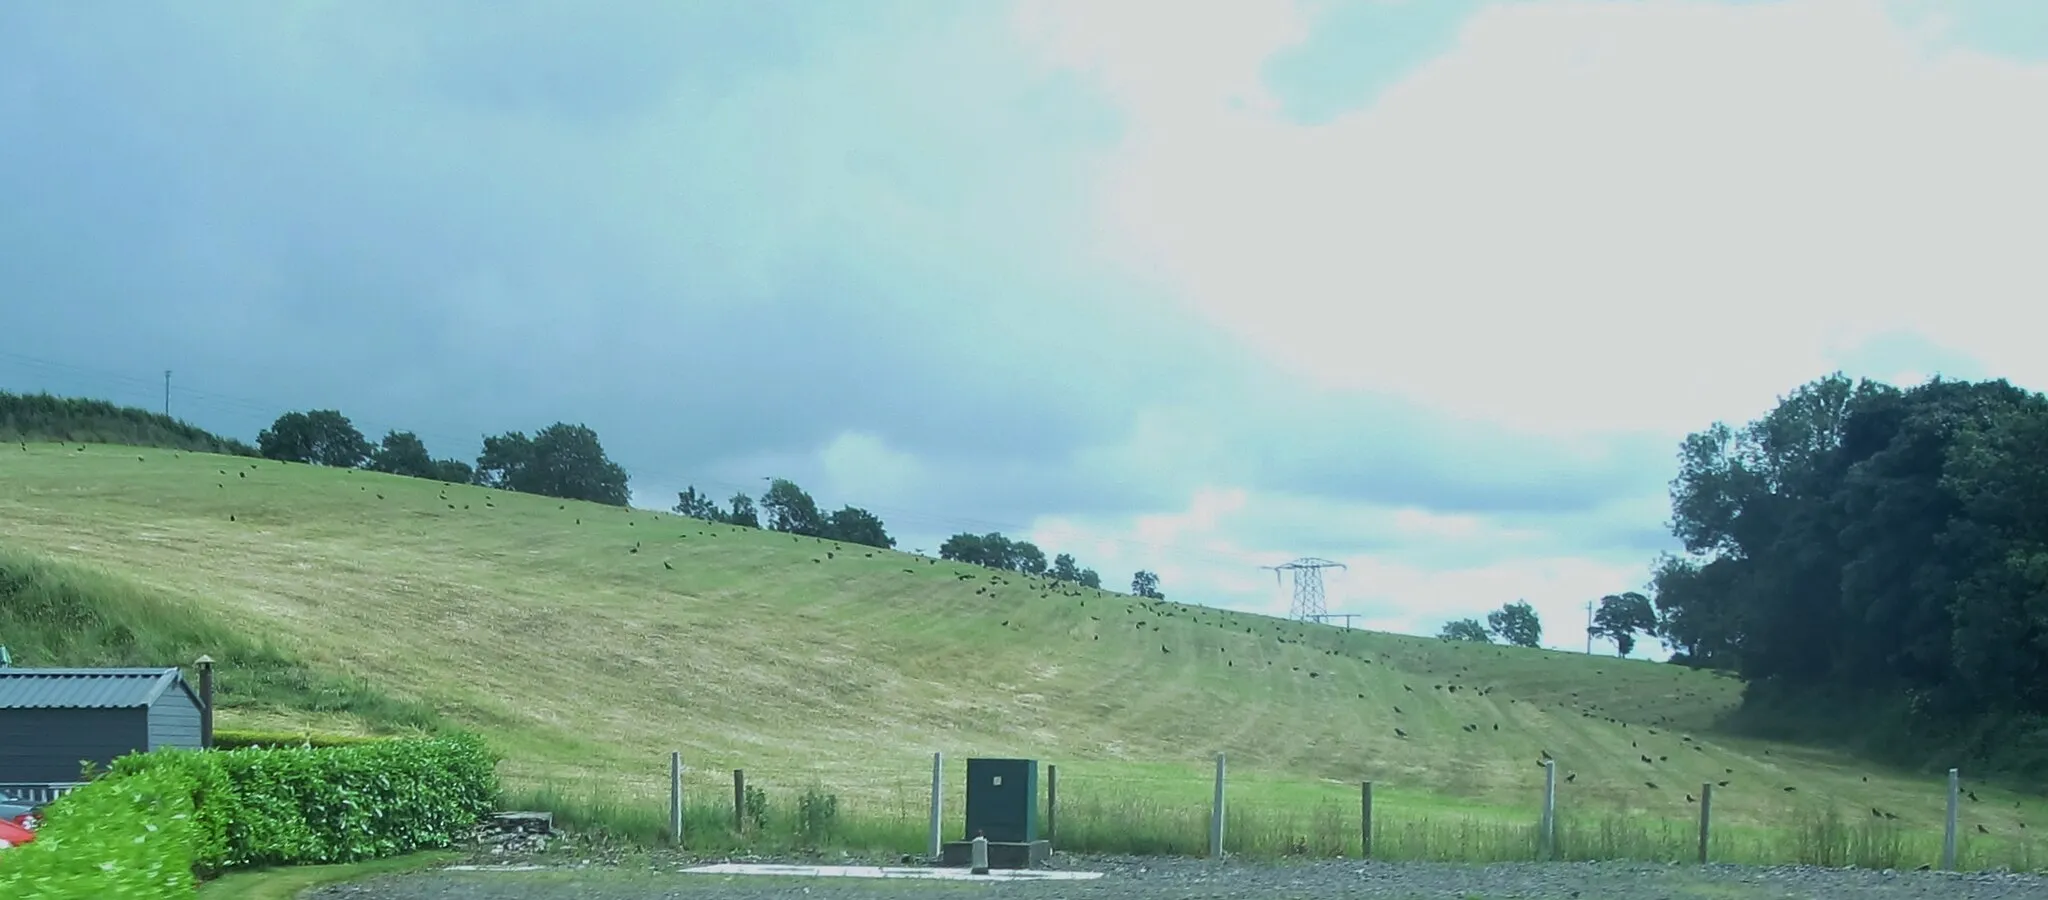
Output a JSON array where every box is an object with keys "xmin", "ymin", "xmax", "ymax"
[{"xmin": 682, "ymin": 862, "xmax": 1105, "ymax": 881}]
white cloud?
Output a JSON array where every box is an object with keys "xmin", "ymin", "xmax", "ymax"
[
  {"xmin": 966, "ymin": 0, "xmax": 2048, "ymax": 652},
  {"xmin": 1023, "ymin": 0, "xmax": 2048, "ymax": 438}
]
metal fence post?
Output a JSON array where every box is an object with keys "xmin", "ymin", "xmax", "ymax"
[{"xmin": 1943, "ymin": 767, "xmax": 1959, "ymax": 871}]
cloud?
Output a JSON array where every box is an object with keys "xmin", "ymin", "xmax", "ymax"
[
  {"xmin": 1030, "ymin": 0, "xmax": 2048, "ymax": 440},
  {"xmin": 6, "ymin": 0, "xmax": 2045, "ymax": 658},
  {"xmin": 0, "ymin": 0, "xmax": 1231, "ymax": 492},
  {"xmin": 992, "ymin": 0, "xmax": 2048, "ymax": 649}
]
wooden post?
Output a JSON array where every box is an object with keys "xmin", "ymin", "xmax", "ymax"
[
  {"xmin": 669, "ymin": 752, "xmax": 684, "ymax": 846},
  {"xmin": 1209, "ymin": 753, "xmax": 1226, "ymax": 858},
  {"xmin": 1696, "ymin": 782, "xmax": 1713, "ymax": 864},
  {"xmin": 1361, "ymin": 781, "xmax": 1374, "ymax": 859},
  {"xmin": 1540, "ymin": 759, "xmax": 1557, "ymax": 860},
  {"xmin": 195, "ymin": 655, "xmax": 215, "ymax": 750},
  {"xmin": 1046, "ymin": 764, "xmax": 1058, "ymax": 849},
  {"xmin": 733, "ymin": 769, "xmax": 746, "ymax": 833}
]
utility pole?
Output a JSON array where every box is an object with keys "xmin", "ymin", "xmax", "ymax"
[
  {"xmin": 1585, "ymin": 600, "xmax": 1595, "ymax": 655},
  {"xmin": 163, "ymin": 370, "xmax": 171, "ymax": 418}
]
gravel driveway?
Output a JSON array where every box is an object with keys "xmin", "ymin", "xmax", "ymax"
[{"xmin": 311, "ymin": 855, "xmax": 2048, "ymax": 900}]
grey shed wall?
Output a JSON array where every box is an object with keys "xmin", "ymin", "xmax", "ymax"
[
  {"xmin": 0, "ymin": 707, "xmax": 148, "ymax": 783},
  {"xmin": 147, "ymin": 682, "xmax": 204, "ymax": 751}
]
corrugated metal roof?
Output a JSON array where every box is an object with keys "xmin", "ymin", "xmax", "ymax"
[{"xmin": 0, "ymin": 668, "xmax": 188, "ymax": 710}]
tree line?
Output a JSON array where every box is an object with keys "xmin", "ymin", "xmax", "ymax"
[
  {"xmin": 1439, "ymin": 373, "xmax": 2048, "ymax": 773},
  {"xmin": 1653, "ymin": 373, "xmax": 2048, "ymax": 770},
  {"xmin": 10, "ymin": 391, "xmax": 1163, "ymax": 599},
  {"xmin": 253, "ymin": 408, "xmax": 633, "ymax": 507},
  {"xmin": 1439, "ymin": 593, "xmax": 1657, "ymax": 654}
]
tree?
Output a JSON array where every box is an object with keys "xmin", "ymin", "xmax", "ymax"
[
  {"xmin": 1013, "ymin": 541, "xmax": 1048, "ymax": 576},
  {"xmin": 1131, "ymin": 570, "xmax": 1164, "ymax": 600},
  {"xmin": 1078, "ymin": 568, "xmax": 1103, "ymax": 590},
  {"xmin": 367, "ymin": 430, "xmax": 437, "ymax": 478},
  {"xmin": 759, "ymin": 478, "xmax": 826, "ymax": 537},
  {"xmin": 673, "ymin": 486, "xmax": 722, "ymax": 520},
  {"xmin": 1591, "ymin": 592, "xmax": 1659, "ymax": 657},
  {"xmin": 258, "ymin": 409, "xmax": 372, "ymax": 468},
  {"xmin": 724, "ymin": 492, "xmax": 760, "ymax": 529},
  {"xmin": 473, "ymin": 423, "xmax": 630, "ymax": 506},
  {"xmin": 1487, "ymin": 601, "xmax": 1543, "ymax": 648},
  {"xmin": 940, "ymin": 532, "xmax": 1020, "ymax": 570},
  {"xmin": 1051, "ymin": 553, "xmax": 1082, "ymax": 582},
  {"xmin": 428, "ymin": 458, "xmax": 474, "ymax": 484},
  {"xmin": 1439, "ymin": 618, "xmax": 1493, "ymax": 643},
  {"xmin": 824, "ymin": 506, "xmax": 895, "ymax": 549}
]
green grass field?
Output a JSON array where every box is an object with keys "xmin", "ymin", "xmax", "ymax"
[{"xmin": 3, "ymin": 442, "xmax": 2044, "ymax": 868}]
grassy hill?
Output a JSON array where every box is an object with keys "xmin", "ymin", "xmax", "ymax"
[{"xmin": 3, "ymin": 441, "xmax": 2043, "ymax": 866}]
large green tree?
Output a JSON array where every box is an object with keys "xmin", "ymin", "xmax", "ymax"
[
  {"xmin": 258, "ymin": 409, "xmax": 372, "ymax": 468},
  {"xmin": 1131, "ymin": 570, "xmax": 1164, "ymax": 600},
  {"xmin": 1655, "ymin": 372, "xmax": 2048, "ymax": 766},
  {"xmin": 1487, "ymin": 601, "xmax": 1542, "ymax": 648},
  {"xmin": 1591, "ymin": 591, "xmax": 1658, "ymax": 657},
  {"xmin": 760, "ymin": 478, "xmax": 826, "ymax": 537},
  {"xmin": 473, "ymin": 423, "xmax": 630, "ymax": 506},
  {"xmin": 824, "ymin": 506, "xmax": 895, "ymax": 549}
]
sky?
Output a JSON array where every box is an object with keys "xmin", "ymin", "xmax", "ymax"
[{"xmin": 3, "ymin": 0, "xmax": 2045, "ymax": 657}]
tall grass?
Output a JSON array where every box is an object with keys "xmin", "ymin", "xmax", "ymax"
[
  {"xmin": 500, "ymin": 773, "xmax": 2048, "ymax": 873},
  {"xmin": 0, "ymin": 547, "xmax": 441, "ymax": 732},
  {"xmin": 0, "ymin": 391, "xmax": 257, "ymax": 456}
]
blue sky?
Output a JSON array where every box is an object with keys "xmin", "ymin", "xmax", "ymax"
[{"xmin": 3, "ymin": 0, "xmax": 2044, "ymax": 655}]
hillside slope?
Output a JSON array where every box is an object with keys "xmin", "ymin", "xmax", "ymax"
[{"xmin": 1, "ymin": 442, "xmax": 2038, "ymax": 838}]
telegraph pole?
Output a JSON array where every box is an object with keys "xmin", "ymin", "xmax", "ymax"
[
  {"xmin": 163, "ymin": 370, "xmax": 171, "ymax": 418},
  {"xmin": 1585, "ymin": 600, "xmax": 1595, "ymax": 655}
]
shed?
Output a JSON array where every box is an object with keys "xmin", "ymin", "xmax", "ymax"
[{"xmin": 0, "ymin": 667, "xmax": 206, "ymax": 785}]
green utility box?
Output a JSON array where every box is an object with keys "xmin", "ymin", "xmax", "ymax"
[
  {"xmin": 940, "ymin": 757, "xmax": 1051, "ymax": 869},
  {"xmin": 964, "ymin": 757, "xmax": 1038, "ymax": 843}
]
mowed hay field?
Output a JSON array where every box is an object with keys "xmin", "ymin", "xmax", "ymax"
[{"xmin": 4, "ymin": 442, "xmax": 2045, "ymax": 864}]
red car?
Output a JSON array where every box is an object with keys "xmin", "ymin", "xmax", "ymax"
[{"xmin": 0, "ymin": 801, "xmax": 39, "ymax": 849}]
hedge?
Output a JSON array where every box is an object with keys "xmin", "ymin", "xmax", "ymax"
[
  {"xmin": 0, "ymin": 765, "xmax": 199, "ymax": 900},
  {"xmin": 210, "ymin": 728, "xmax": 392, "ymax": 751},
  {"xmin": 0, "ymin": 733, "xmax": 499, "ymax": 899}
]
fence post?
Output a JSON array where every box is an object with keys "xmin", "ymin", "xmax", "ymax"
[
  {"xmin": 1047, "ymin": 764, "xmax": 1058, "ymax": 849},
  {"xmin": 1696, "ymin": 782, "xmax": 1713, "ymax": 864},
  {"xmin": 1360, "ymin": 781, "xmax": 1374, "ymax": 860},
  {"xmin": 1540, "ymin": 759, "xmax": 1557, "ymax": 860},
  {"xmin": 928, "ymin": 751, "xmax": 944, "ymax": 859},
  {"xmin": 1943, "ymin": 767, "xmax": 1959, "ymax": 871},
  {"xmin": 669, "ymin": 751, "xmax": 684, "ymax": 846},
  {"xmin": 1209, "ymin": 753, "xmax": 1227, "ymax": 858},
  {"xmin": 733, "ymin": 769, "xmax": 746, "ymax": 833}
]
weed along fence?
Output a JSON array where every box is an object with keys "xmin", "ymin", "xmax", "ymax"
[{"xmin": 503, "ymin": 751, "xmax": 2048, "ymax": 873}]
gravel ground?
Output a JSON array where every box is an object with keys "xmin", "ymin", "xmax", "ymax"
[{"xmin": 310, "ymin": 852, "xmax": 2048, "ymax": 900}]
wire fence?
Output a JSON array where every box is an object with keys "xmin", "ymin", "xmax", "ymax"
[{"xmin": 498, "ymin": 752, "xmax": 2048, "ymax": 872}]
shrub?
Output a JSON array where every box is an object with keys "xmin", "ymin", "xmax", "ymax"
[
  {"xmin": 108, "ymin": 732, "xmax": 500, "ymax": 870},
  {"xmin": 210, "ymin": 729, "xmax": 390, "ymax": 751},
  {"xmin": 0, "ymin": 766, "xmax": 199, "ymax": 900}
]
